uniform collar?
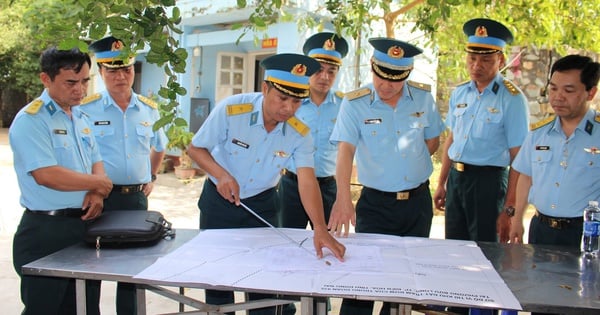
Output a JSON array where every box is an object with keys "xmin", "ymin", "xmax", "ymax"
[
  {"xmin": 40, "ymin": 89, "xmax": 67, "ymax": 116},
  {"xmin": 469, "ymin": 72, "xmax": 503, "ymax": 94},
  {"xmin": 303, "ymin": 90, "xmax": 336, "ymax": 107},
  {"xmin": 102, "ymin": 90, "xmax": 138, "ymax": 111}
]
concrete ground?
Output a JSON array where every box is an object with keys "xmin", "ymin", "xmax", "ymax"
[{"xmin": 0, "ymin": 128, "xmax": 532, "ymax": 314}]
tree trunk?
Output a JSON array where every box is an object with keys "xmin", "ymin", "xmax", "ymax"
[{"xmin": 0, "ymin": 88, "xmax": 28, "ymax": 128}]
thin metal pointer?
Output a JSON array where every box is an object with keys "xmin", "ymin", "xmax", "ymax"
[{"xmin": 238, "ymin": 201, "xmax": 331, "ymax": 265}]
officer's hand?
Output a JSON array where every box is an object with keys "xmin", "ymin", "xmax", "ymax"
[
  {"xmin": 496, "ymin": 211, "xmax": 511, "ymax": 243},
  {"xmin": 327, "ymin": 198, "xmax": 355, "ymax": 237},
  {"xmin": 93, "ymin": 174, "xmax": 113, "ymax": 197},
  {"xmin": 216, "ymin": 175, "xmax": 240, "ymax": 206},
  {"xmin": 313, "ymin": 227, "xmax": 345, "ymax": 262},
  {"xmin": 143, "ymin": 182, "xmax": 154, "ymax": 197},
  {"xmin": 508, "ymin": 218, "xmax": 524, "ymax": 244},
  {"xmin": 81, "ymin": 192, "xmax": 104, "ymax": 220},
  {"xmin": 433, "ymin": 186, "xmax": 446, "ymax": 211}
]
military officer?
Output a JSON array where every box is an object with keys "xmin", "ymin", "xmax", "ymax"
[
  {"xmin": 433, "ymin": 18, "xmax": 529, "ymax": 244},
  {"xmin": 329, "ymin": 37, "xmax": 445, "ymax": 315},
  {"xmin": 187, "ymin": 53, "xmax": 346, "ymax": 315},
  {"xmin": 81, "ymin": 36, "xmax": 168, "ymax": 315},
  {"xmin": 11, "ymin": 47, "xmax": 112, "ymax": 315},
  {"xmin": 278, "ymin": 32, "xmax": 349, "ymax": 230}
]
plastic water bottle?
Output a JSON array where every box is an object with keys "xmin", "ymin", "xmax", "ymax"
[{"xmin": 581, "ymin": 200, "xmax": 600, "ymax": 258}]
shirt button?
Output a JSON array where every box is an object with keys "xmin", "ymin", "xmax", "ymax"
[
  {"xmin": 256, "ymin": 159, "xmax": 260, "ymax": 163},
  {"xmin": 551, "ymin": 204, "xmax": 556, "ymax": 209}
]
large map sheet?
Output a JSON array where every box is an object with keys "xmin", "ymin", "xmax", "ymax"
[{"xmin": 134, "ymin": 228, "xmax": 521, "ymax": 310}]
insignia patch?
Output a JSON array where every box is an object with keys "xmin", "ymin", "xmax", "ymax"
[
  {"xmin": 407, "ymin": 80, "xmax": 431, "ymax": 92},
  {"xmin": 286, "ymin": 116, "xmax": 310, "ymax": 136},
  {"xmin": 82, "ymin": 128, "xmax": 91, "ymax": 134},
  {"xmin": 584, "ymin": 147, "xmax": 600, "ymax": 154},
  {"xmin": 585, "ymin": 120, "xmax": 594, "ymax": 135},
  {"xmin": 232, "ymin": 138, "xmax": 250, "ymax": 149},
  {"xmin": 140, "ymin": 121, "xmax": 151, "ymax": 127},
  {"xmin": 80, "ymin": 93, "xmax": 101, "ymax": 105},
  {"xmin": 226, "ymin": 103, "xmax": 254, "ymax": 116},
  {"xmin": 137, "ymin": 95, "xmax": 158, "ymax": 109},
  {"xmin": 334, "ymin": 90, "xmax": 345, "ymax": 99},
  {"xmin": 503, "ymin": 80, "xmax": 520, "ymax": 96},
  {"xmin": 487, "ymin": 107, "xmax": 499, "ymax": 114},
  {"xmin": 530, "ymin": 115, "xmax": 555, "ymax": 130},
  {"xmin": 345, "ymin": 87, "xmax": 371, "ymax": 101},
  {"xmin": 364, "ymin": 118, "xmax": 382, "ymax": 124},
  {"xmin": 25, "ymin": 99, "xmax": 43, "ymax": 115},
  {"xmin": 273, "ymin": 150, "xmax": 289, "ymax": 158}
]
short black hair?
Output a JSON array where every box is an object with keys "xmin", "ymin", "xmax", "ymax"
[
  {"xmin": 551, "ymin": 55, "xmax": 600, "ymax": 91},
  {"xmin": 40, "ymin": 47, "xmax": 91, "ymax": 81}
]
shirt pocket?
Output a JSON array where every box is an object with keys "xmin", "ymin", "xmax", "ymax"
[
  {"xmin": 92, "ymin": 125, "xmax": 115, "ymax": 139},
  {"xmin": 135, "ymin": 125, "xmax": 154, "ymax": 155},
  {"xmin": 531, "ymin": 148, "xmax": 552, "ymax": 174},
  {"xmin": 359, "ymin": 122, "xmax": 388, "ymax": 154},
  {"xmin": 472, "ymin": 107, "xmax": 503, "ymax": 139},
  {"xmin": 52, "ymin": 134, "xmax": 77, "ymax": 167}
]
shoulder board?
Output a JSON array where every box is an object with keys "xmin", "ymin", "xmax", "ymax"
[
  {"xmin": 345, "ymin": 87, "xmax": 371, "ymax": 101},
  {"xmin": 503, "ymin": 80, "xmax": 521, "ymax": 96},
  {"xmin": 530, "ymin": 115, "xmax": 555, "ymax": 130},
  {"xmin": 595, "ymin": 113, "xmax": 600, "ymax": 123},
  {"xmin": 456, "ymin": 80, "xmax": 470, "ymax": 87},
  {"xmin": 226, "ymin": 103, "xmax": 254, "ymax": 116},
  {"xmin": 24, "ymin": 99, "xmax": 44, "ymax": 115},
  {"xmin": 286, "ymin": 116, "xmax": 310, "ymax": 137},
  {"xmin": 407, "ymin": 80, "xmax": 431, "ymax": 92},
  {"xmin": 137, "ymin": 95, "xmax": 157, "ymax": 109},
  {"xmin": 80, "ymin": 93, "xmax": 101, "ymax": 105},
  {"xmin": 334, "ymin": 91, "xmax": 345, "ymax": 99}
]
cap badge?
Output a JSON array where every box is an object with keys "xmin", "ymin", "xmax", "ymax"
[
  {"xmin": 475, "ymin": 26, "xmax": 488, "ymax": 37},
  {"xmin": 291, "ymin": 64, "xmax": 306, "ymax": 76},
  {"xmin": 111, "ymin": 40, "xmax": 123, "ymax": 51},
  {"xmin": 387, "ymin": 46, "xmax": 404, "ymax": 59},
  {"xmin": 324, "ymin": 39, "xmax": 335, "ymax": 51}
]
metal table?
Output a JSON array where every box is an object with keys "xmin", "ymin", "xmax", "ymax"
[
  {"xmin": 479, "ymin": 242, "xmax": 599, "ymax": 314},
  {"xmin": 22, "ymin": 229, "xmax": 600, "ymax": 315}
]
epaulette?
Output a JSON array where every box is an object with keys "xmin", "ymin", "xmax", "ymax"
[
  {"xmin": 137, "ymin": 95, "xmax": 158, "ymax": 109},
  {"xmin": 530, "ymin": 115, "xmax": 555, "ymax": 130},
  {"xmin": 407, "ymin": 80, "xmax": 431, "ymax": 92},
  {"xmin": 286, "ymin": 116, "xmax": 310, "ymax": 137},
  {"xmin": 80, "ymin": 93, "xmax": 101, "ymax": 105},
  {"xmin": 503, "ymin": 80, "xmax": 521, "ymax": 96},
  {"xmin": 24, "ymin": 99, "xmax": 44, "ymax": 115},
  {"xmin": 226, "ymin": 103, "xmax": 254, "ymax": 116},
  {"xmin": 595, "ymin": 113, "xmax": 600, "ymax": 123},
  {"xmin": 334, "ymin": 90, "xmax": 345, "ymax": 99},
  {"xmin": 456, "ymin": 80, "xmax": 470, "ymax": 87},
  {"xmin": 345, "ymin": 87, "xmax": 371, "ymax": 101}
]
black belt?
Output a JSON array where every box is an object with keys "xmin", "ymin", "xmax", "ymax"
[
  {"xmin": 26, "ymin": 208, "xmax": 86, "ymax": 218},
  {"xmin": 363, "ymin": 180, "xmax": 429, "ymax": 200},
  {"xmin": 112, "ymin": 184, "xmax": 144, "ymax": 194},
  {"xmin": 452, "ymin": 161, "xmax": 505, "ymax": 172},
  {"xmin": 535, "ymin": 210, "xmax": 583, "ymax": 230},
  {"xmin": 283, "ymin": 169, "xmax": 335, "ymax": 185}
]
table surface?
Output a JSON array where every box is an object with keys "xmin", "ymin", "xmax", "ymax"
[{"xmin": 22, "ymin": 229, "xmax": 600, "ymax": 314}]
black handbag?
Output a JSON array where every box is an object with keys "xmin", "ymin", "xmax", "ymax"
[{"xmin": 85, "ymin": 210, "xmax": 174, "ymax": 249}]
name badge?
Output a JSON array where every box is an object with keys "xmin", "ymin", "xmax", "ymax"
[
  {"xmin": 456, "ymin": 103, "xmax": 467, "ymax": 108},
  {"xmin": 53, "ymin": 129, "xmax": 67, "ymax": 135},
  {"xmin": 94, "ymin": 121, "xmax": 110, "ymax": 125},
  {"xmin": 535, "ymin": 145, "xmax": 550, "ymax": 151},
  {"xmin": 232, "ymin": 138, "xmax": 249, "ymax": 149},
  {"xmin": 364, "ymin": 118, "xmax": 382, "ymax": 124}
]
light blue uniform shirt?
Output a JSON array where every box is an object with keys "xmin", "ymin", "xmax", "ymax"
[
  {"xmin": 79, "ymin": 90, "xmax": 167, "ymax": 184},
  {"xmin": 330, "ymin": 82, "xmax": 445, "ymax": 192},
  {"xmin": 191, "ymin": 92, "xmax": 315, "ymax": 199},
  {"xmin": 446, "ymin": 73, "xmax": 529, "ymax": 166},
  {"xmin": 512, "ymin": 110, "xmax": 600, "ymax": 217},
  {"xmin": 287, "ymin": 90, "xmax": 342, "ymax": 177},
  {"xmin": 9, "ymin": 89, "xmax": 102, "ymax": 210}
]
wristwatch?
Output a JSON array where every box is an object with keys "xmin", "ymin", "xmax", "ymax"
[
  {"xmin": 504, "ymin": 206, "xmax": 515, "ymax": 217},
  {"xmin": 151, "ymin": 174, "xmax": 157, "ymax": 182}
]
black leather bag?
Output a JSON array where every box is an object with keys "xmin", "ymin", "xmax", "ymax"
[{"xmin": 85, "ymin": 210, "xmax": 174, "ymax": 248}]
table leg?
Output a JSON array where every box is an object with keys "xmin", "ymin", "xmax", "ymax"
[
  {"xmin": 75, "ymin": 279, "xmax": 87, "ymax": 315},
  {"xmin": 136, "ymin": 285, "xmax": 146, "ymax": 315}
]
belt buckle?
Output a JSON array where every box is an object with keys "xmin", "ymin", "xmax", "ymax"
[
  {"xmin": 396, "ymin": 192, "xmax": 409, "ymax": 200},
  {"xmin": 549, "ymin": 219, "xmax": 561, "ymax": 229},
  {"xmin": 122, "ymin": 186, "xmax": 132, "ymax": 194},
  {"xmin": 455, "ymin": 162, "xmax": 465, "ymax": 172}
]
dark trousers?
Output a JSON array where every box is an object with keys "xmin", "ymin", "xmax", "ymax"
[
  {"xmin": 528, "ymin": 214, "xmax": 582, "ymax": 248},
  {"xmin": 13, "ymin": 211, "xmax": 100, "ymax": 315},
  {"xmin": 278, "ymin": 172, "xmax": 336, "ymax": 228},
  {"xmin": 445, "ymin": 167, "xmax": 508, "ymax": 242},
  {"xmin": 88, "ymin": 190, "xmax": 148, "ymax": 315},
  {"xmin": 198, "ymin": 180, "xmax": 278, "ymax": 315},
  {"xmin": 340, "ymin": 183, "xmax": 434, "ymax": 315}
]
